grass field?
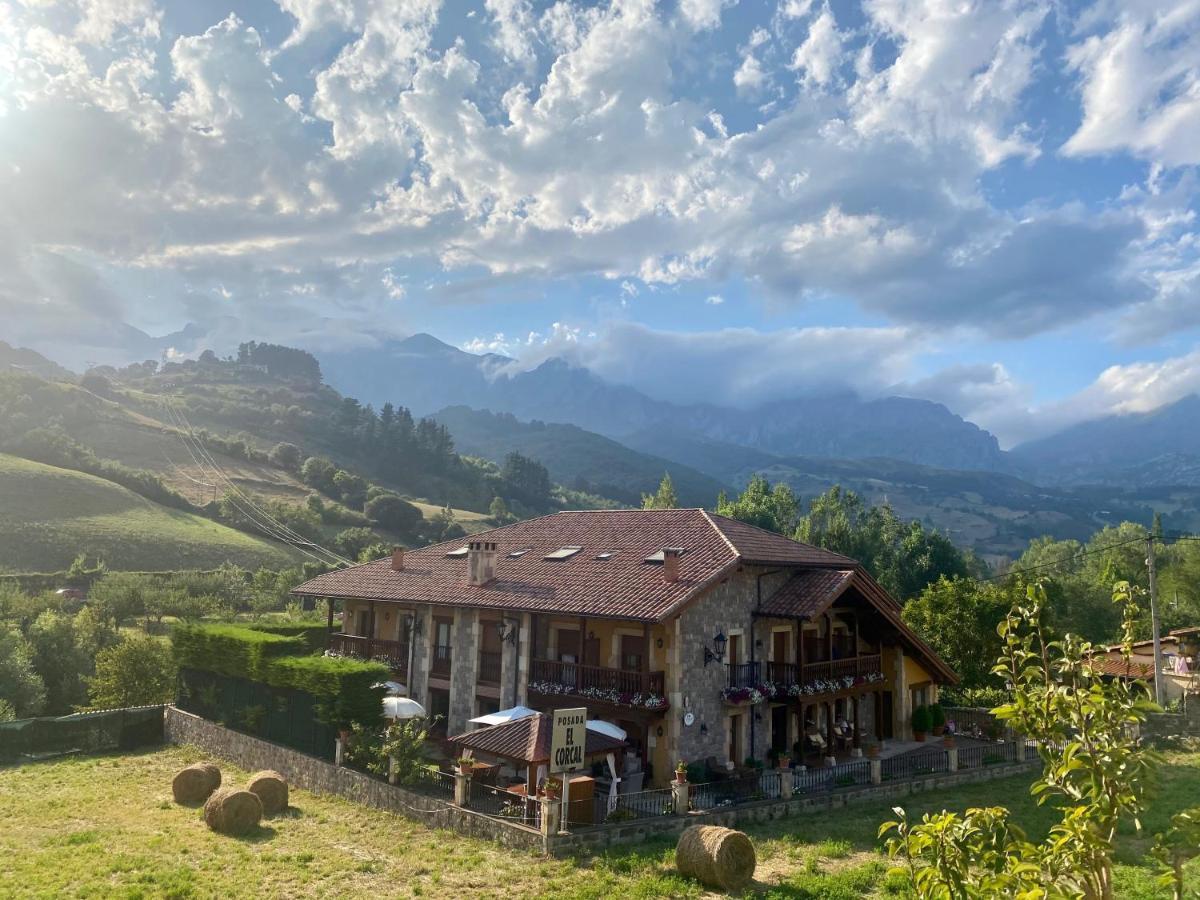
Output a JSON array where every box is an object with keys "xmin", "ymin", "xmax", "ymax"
[
  {"xmin": 1, "ymin": 745, "xmax": 1197, "ymax": 899},
  {"xmin": 0, "ymin": 454, "xmax": 302, "ymax": 573}
]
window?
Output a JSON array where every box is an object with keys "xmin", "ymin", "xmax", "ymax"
[
  {"xmin": 355, "ymin": 610, "xmax": 369, "ymax": 637},
  {"xmin": 444, "ymin": 546, "xmax": 469, "ymax": 558},
  {"xmin": 507, "ymin": 548, "xmax": 530, "ymax": 558},
  {"xmin": 595, "ymin": 551, "xmax": 619, "ymax": 560},
  {"xmin": 643, "ymin": 548, "xmax": 685, "ymax": 563},
  {"xmin": 543, "ymin": 546, "xmax": 583, "ymax": 560}
]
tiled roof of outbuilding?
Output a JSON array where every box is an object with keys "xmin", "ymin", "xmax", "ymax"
[{"xmin": 448, "ymin": 713, "xmax": 626, "ymax": 764}]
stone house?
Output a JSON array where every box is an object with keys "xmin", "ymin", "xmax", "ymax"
[{"xmin": 292, "ymin": 508, "xmax": 955, "ymax": 786}]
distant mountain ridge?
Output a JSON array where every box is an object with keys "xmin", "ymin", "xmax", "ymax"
[{"xmin": 320, "ymin": 334, "xmax": 1006, "ymax": 472}]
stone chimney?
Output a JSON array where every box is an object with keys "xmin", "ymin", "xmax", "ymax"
[
  {"xmin": 391, "ymin": 546, "xmax": 405, "ymax": 571},
  {"xmin": 468, "ymin": 540, "xmax": 498, "ymax": 587},
  {"xmin": 662, "ymin": 547, "xmax": 682, "ymax": 583}
]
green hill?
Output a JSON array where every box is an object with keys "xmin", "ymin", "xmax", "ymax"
[{"xmin": 0, "ymin": 453, "xmax": 301, "ymax": 572}]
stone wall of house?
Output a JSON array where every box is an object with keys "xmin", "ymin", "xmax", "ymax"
[
  {"xmin": 163, "ymin": 707, "xmax": 542, "ymax": 852},
  {"xmin": 545, "ymin": 758, "xmax": 1037, "ymax": 856},
  {"xmin": 409, "ymin": 603, "xmax": 432, "ymax": 708},
  {"xmin": 448, "ymin": 608, "xmax": 480, "ymax": 734}
]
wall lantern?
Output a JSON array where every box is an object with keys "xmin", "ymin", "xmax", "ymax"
[
  {"xmin": 656, "ymin": 726, "xmax": 664, "ymax": 737},
  {"xmin": 496, "ymin": 619, "xmax": 518, "ymax": 645},
  {"xmin": 656, "ymin": 637, "xmax": 664, "ymax": 649},
  {"xmin": 703, "ymin": 631, "xmax": 727, "ymax": 667}
]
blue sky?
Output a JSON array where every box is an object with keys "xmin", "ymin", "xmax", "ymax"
[{"xmin": 1, "ymin": 0, "xmax": 1199, "ymax": 446}]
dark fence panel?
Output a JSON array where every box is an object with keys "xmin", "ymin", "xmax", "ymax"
[
  {"xmin": 593, "ymin": 788, "xmax": 676, "ymax": 824},
  {"xmin": 881, "ymin": 748, "xmax": 948, "ymax": 781},
  {"xmin": 0, "ymin": 706, "xmax": 164, "ymax": 764},
  {"xmin": 176, "ymin": 668, "xmax": 337, "ymax": 761}
]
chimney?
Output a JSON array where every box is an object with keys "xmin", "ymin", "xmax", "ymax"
[
  {"xmin": 468, "ymin": 540, "xmax": 498, "ymax": 586},
  {"xmin": 391, "ymin": 546, "xmax": 405, "ymax": 571},
  {"xmin": 662, "ymin": 547, "xmax": 682, "ymax": 583}
]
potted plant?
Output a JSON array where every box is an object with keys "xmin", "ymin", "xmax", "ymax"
[
  {"xmin": 912, "ymin": 705, "xmax": 931, "ymax": 742},
  {"xmin": 942, "ymin": 732, "xmax": 956, "ymax": 749},
  {"xmin": 542, "ymin": 777, "xmax": 561, "ymax": 799},
  {"xmin": 864, "ymin": 741, "xmax": 881, "ymax": 759},
  {"xmin": 777, "ymin": 751, "xmax": 791, "ymax": 769},
  {"xmin": 456, "ymin": 755, "xmax": 474, "ymax": 775},
  {"xmin": 929, "ymin": 703, "xmax": 946, "ymax": 737},
  {"xmin": 675, "ymin": 760, "xmax": 688, "ymax": 784}
]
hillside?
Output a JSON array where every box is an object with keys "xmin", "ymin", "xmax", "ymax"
[
  {"xmin": 0, "ymin": 453, "xmax": 301, "ymax": 572},
  {"xmin": 430, "ymin": 406, "xmax": 730, "ymax": 506},
  {"xmin": 319, "ymin": 334, "xmax": 1006, "ymax": 471}
]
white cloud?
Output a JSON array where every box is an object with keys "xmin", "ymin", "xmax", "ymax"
[
  {"xmin": 789, "ymin": 4, "xmax": 842, "ymax": 87},
  {"xmin": 705, "ymin": 294, "xmax": 724, "ymax": 304},
  {"xmin": 1062, "ymin": 2, "xmax": 1200, "ymax": 167},
  {"xmin": 733, "ymin": 52, "xmax": 766, "ymax": 94}
]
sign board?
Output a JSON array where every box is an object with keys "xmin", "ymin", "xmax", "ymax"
[{"xmin": 549, "ymin": 707, "xmax": 587, "ymax": 774}]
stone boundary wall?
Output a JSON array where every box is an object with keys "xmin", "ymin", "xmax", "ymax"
[
  {"xmin": 163, "ymin": 707, "xmax": 542, "ymax": 852},
  {"xmin": 545, "ymin": 759, "xmax": 1038, "ymax": 856}
]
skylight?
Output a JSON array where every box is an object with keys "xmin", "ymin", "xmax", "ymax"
[
  {"xmin": 595, "ymin": 551, "xmax": 619, "ymax": 560},
  {"xmin": 543, "ymin": 546, "xmax": 583, "ymax": 561},
  {"xmin": 643, "ymin": 548, "xmax": 685, "ymax": 564},
  {"xmin": 507, "ymin": 549, "xmax": 530, "ymax": 559},
  {"xmin": 444, "ymin": 546, "xmax": 469, "ymax": 558}
]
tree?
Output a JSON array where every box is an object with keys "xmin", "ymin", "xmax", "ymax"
[
  {"xmin": 332, "ymin": 469, "xmax": 368, "ymax": 508},
  {"xmin": 0, "ymin": 630, "xmax": 45, "ymax": 717},
  {"xmin": 428, "ymin": 505, "xmax": 465, "ymax": 543},
  {"xmin": 72, "ymin": 604, "xmax": 118, "ymax": 661},
  {"xmin": 26, "ymin": 610, "xmax": 89, "ymax": 714},
  {"xmin": 86, "ymin": 635, "xmax": 176, "ymax": 709},
  {"xmin": 143, "ymin": 588, "xmax": 214, "ymax": 628},
  {"xmin": 268, "ymin": 441, "xmax": 302, "ymax": 471},
  {"xmin": 715, "ymin": 475, "xmax": 799, "ymax": 535},
  {"xmin": 334, "ymin": 527, "xmax": 381, "ymax": 560},
  {"xmin": 87, "ymin": 572, "xmax": 149, "ymax": 628},
  {"xmin": 501, "ymin": 452, "xmax": 551, "ymax": 505},
  {"xmin": 489, "ymin": 496, "xmax": 514, "ymax": 524},
  {"xmin": 365, "ymin": 493, "xmax": 422, "ymax": 533},
  {"xmin": 883, "ymin": 581, "xmax": 1162, "ymax": 898},
  {"xmin": 642, "ymin": 473, "xmax": 679, "ymax": 509},
  {"xmin": 300, "ymin": 456, "xmax": 337, "ymax": 494}
]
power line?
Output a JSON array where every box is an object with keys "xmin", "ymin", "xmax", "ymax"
[{"xmin": 980, "ymin": 534, "xmax": 1149, "ymax": 583}]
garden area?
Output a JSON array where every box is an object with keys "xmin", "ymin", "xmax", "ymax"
[{"xmin": 1, "ymin": 743, "xmax": 1197, "ymax": 898}]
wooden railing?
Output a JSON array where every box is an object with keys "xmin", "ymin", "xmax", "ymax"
[
  {"xmin": 529, "ymin": 658, "xmax": 665, "ymax": 697},
  {"xmin": 478, "ymin": 650, "xmax": 502, "ymax": 685},
  {"xmin": 431, "ymin": 644, "xmax": 452, "ymax": 678},
  {"xmin": 328, "ymin": 633, "xmax": 409, "ymax": 677},
  {"xmin": 728, "ymin": 654, "xmax": 884, "ymax": 691}
]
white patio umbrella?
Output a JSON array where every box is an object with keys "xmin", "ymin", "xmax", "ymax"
[
  {"xmin": 585, "ymin": 720, "xmax": 627, "ymax": 741},
  {"xmin": 382, "ymin": 696, "xmax": 426, "ymax": 720},
  {"xmin": 373, "ymin": 681, "xmax": 407, "ymax": 696},
  {"xmin": 468, "ymin": 705, "xmax": 539, "ymax": 727}
]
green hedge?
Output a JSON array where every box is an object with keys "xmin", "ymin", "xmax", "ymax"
[
  {"xmin": 172, "ymin": 623, "xmax": 305, "ymax": 681},
  {"xmin": 245, "ymin": 621, "xmax": 330, "ymax": 654},
  {"xmin": 171, "ymin": 621, "xmax": 385, "ymax": 729},
  {"xmin": 269, "ymin": 655, "xmax": 387, "ymax": 730}
]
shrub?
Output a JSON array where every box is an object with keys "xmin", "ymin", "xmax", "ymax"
[
  {"xmin": 268, "ymin": 655, "xmax": 387, "ymax": 730},
  {"xmin": 928, "ymin": 702, "xmax": 946, "ymax": 729},
  {"xmin": 244, "ymin": 621, "xmax": 329, "ymax": 654},
  {"xmin": 86, "ymin": 634, "xmax": 176, "ymax": 709},
  {"xmin": 171, "ymin": 623, "xmax": 304, "ymax": 681},
  {"xmin": 911, "ymin": 705, "xmax": 932, "ymax": 734}
]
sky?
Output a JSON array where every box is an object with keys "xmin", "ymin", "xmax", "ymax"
[{"xmin": 1, "ymin": 0, "xmax": 1199, "ymax": 447}]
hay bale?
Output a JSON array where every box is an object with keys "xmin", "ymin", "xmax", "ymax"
[
  {"xmin": 246, "ymin": 770, "xmax": 288, "ymax": 816},
  {"xmin": 172, "ymin": 763, "xmax": 222, "ymax": 805},
  {"xmin": 203, "ymin": 788, "xmax": 263, "ymax": 836},
  {"xmin": 675, "ymin": 824, "xmax": 756, "ymax": 891}
]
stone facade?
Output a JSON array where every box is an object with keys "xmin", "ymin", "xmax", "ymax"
[{"xmin": 447, "ymin": 608, "xmax": 479, "ymax": 734}]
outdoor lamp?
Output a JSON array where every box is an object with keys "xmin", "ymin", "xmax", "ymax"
[
  {"xmin": 497, "ymin": 619, "xmax": 518, "ymax": 644},
  {"xmin": 703, "ymin": 631, "xmax": 727, "ymax": 667}
]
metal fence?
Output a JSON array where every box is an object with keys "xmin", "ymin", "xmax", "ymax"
[
  {"xmin": 881, "ymin": 748, "xmax": 949, "ymax": 781},
  {"xmin": 594, "ymin": 787, "xmax": 676, "ymax": 824},
  {"xmin": 943, "ymin": 706, "xmax": 1009, "ymax": 741},
  {"xmin": 406, "ymin": 764, "xmax": 456, "ymax": 800},
  {"xmin": 469, "ymin": 779, "xmax": 536, "ymax": 824},
  {"xmin": 792, "ymin": 759, "xmax": 871, "ymax": 795},
  {"xmin": 0, "ymin": 706, "xmax": 165, "ymax": 764}
]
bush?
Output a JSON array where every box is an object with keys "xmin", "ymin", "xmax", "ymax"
[
  {"xmin": 86, "ymin": 634, "xmax": 176, "ymax": 709},
  {"xmin": 172, "ymin": 623, "xmax": 305, "ymax": 681},
  {"xmin": 267, "ymin": 655, "xmax": 387, "ymax": 730},
  {"xmin": 928, "ymin": 702, "xmax": 945, "ymax": 729},
  {"xmin": 911, "ymin": 705, "xmax": 932, "ymax": 734},
  {"xmin": 364, "ymin": 494, "xmax": 422, "ymax": 533},
  {"xmin": 244, "ymin": 621, "xmax": 330, "ymax": 654}
]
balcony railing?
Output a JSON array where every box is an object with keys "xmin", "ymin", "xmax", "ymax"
[
  {"xmin": 431, "ymin": 644, "xmax": 452, "ymax": 678},
  {"xmin": 328, "ymin": 633, "xmax": 409, "ymax": 676},
  {"xmin": 728, "ymin": 654, "xmax": 884, "ymax": 692},
  {"xmin": 478, "ymin": 650, "xmax": 502, "ymax": 685},
  {"xmin": 529, "ymin": 659, "xmax": 665, "ymax": 698}
]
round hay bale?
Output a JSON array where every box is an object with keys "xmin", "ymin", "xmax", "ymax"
[
  {"xmin": 246, "ymin": 770, "xmax": 288, "ymax": 816},
  {"xmin": 172, "ymin": 763, "xmax": 222, "ymax": 805},
  {"xmin": 675, "ymin": 824, "xmax": 756, "ymax": 891},
  {"xmin": 203, "ymin": 788, "xmax": 263, "ymax": 836}
]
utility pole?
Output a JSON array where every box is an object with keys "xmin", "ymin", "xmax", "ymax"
[{"xmin": 1147, "ymin": 533, "xmax": 1165, "ymax": 706}]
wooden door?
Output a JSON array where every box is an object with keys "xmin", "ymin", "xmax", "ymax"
[
  {"xmin": 771, "ymin": 704, "xmax": 788, "ymax": 753},
  {"xmin": 728, "ymin": 633, "xmax": 741, "ymax": 666},
  {"xmin": 772, "ymin": 630, "xmax": 788, "ymax": 663},
  {"xmin": 557, "ymin": 628, "xmax": 580, "ymax": 662},
  {"xmin": 729, "ymin": 714, "xmax": 742, "ymax": 767},
  {"xmin": 620, "ymin": 634, "xmax": 645, "ymax": 672}
]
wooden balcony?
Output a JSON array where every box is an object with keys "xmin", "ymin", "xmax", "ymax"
[
  {"xmin": 328, "ymin": 633, "xmax": 409, "ymax": 678},
  {"xmin": 431, "ymin": 644, "xmax": 452, "ymax": 679},
  {"xmin": 478, "ymin": 650, "xmax": 502, "ymax": 685},
  {"xmin": 729, "ymin": 654, "xmax": 884, "ymax": 692},
  {"xmin": 529, "ymin": 658, "xmax": 666, "ymax": 700}
]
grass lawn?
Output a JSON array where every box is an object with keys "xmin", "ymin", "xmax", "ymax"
[
  {"xmin": 1, "ymin": 746, "xmax": 1197, "ymax": 899},
  {"xmin": 0, "ymin": 453, "xmax": 301, "ymax": 573}
]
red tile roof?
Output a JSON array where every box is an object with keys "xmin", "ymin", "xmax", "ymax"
[
  {"xmin": 758, "ymin": 569, "xmax": 855, "ymax": 619},
  {"xmin": 448, "ymin": 713, "xmax": 626, "ymax": 763},
  {"xmin": 1087, "ymin": 656, "xmax": 1154, "ymax": 680},
  {"xmin": 292, "ymin": 508, "xmax": 853, "ymax": 622}
]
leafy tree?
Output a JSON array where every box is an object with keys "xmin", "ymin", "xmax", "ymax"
[
  {"xmin": 26, "ymin": 610, "xmax": 89, "ymax": 713},
  {"xmin": 428, "ymin": 505, "xmax": 466, "ymax": 543},
  {"xmin": 501, "ymin": 452, "xmax": 551, "ymax": 505},
  {"xmin": 642, "ymin": 473, "xmax": 679, "ymax": 509},
  {"xmin": 334, "ymin": 527, "xmax": 381, "ymax": 560},
  {"xmin": 72, "ymin": 604, "xmax": 118, "ymax": 661},
  {"xmin": 268, "ymin": 441, "xmax": 302, "ymax": 471},
  {"xmin": 332, "ymin": 469, "xmax": 368, "ymax": 508},
  {"xmin": 300, "ymin": 456, "xmax": 337, "ymax": 493},
  {"xmin": 0, "ymin": 699, "xmax": 14, "ymax": 722},
  {"xmin": 715, "ymin": 475, "xmax": 799, "ymax": 535},
  {"xmin": 143, "ymin": 588, "xmax": 214, "ymax": 628},
  {"xmin": 87, "ymin": 572, "xmax": 149, "ymax": 628},
  {"xmin": 0, "ymin": 630, "xmax": 45, "ymax": 717},
  {"xmin": 365, "ymin": 493, "xmax": 422, "ymax": 532},
  {"xmin": 236, "ymin": 341, "xmax": 321, "ymax": 381},
  {"xmin": 883, "ymin": 581, "xmax": 1161, "ymax": 899},
  {"xmin": 86, "ymin": 635, "xmax": 176, "ymax": 709},
  {"xmin": 488, "ymin": 496, "xmax": 513, "ymax": 524}
]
